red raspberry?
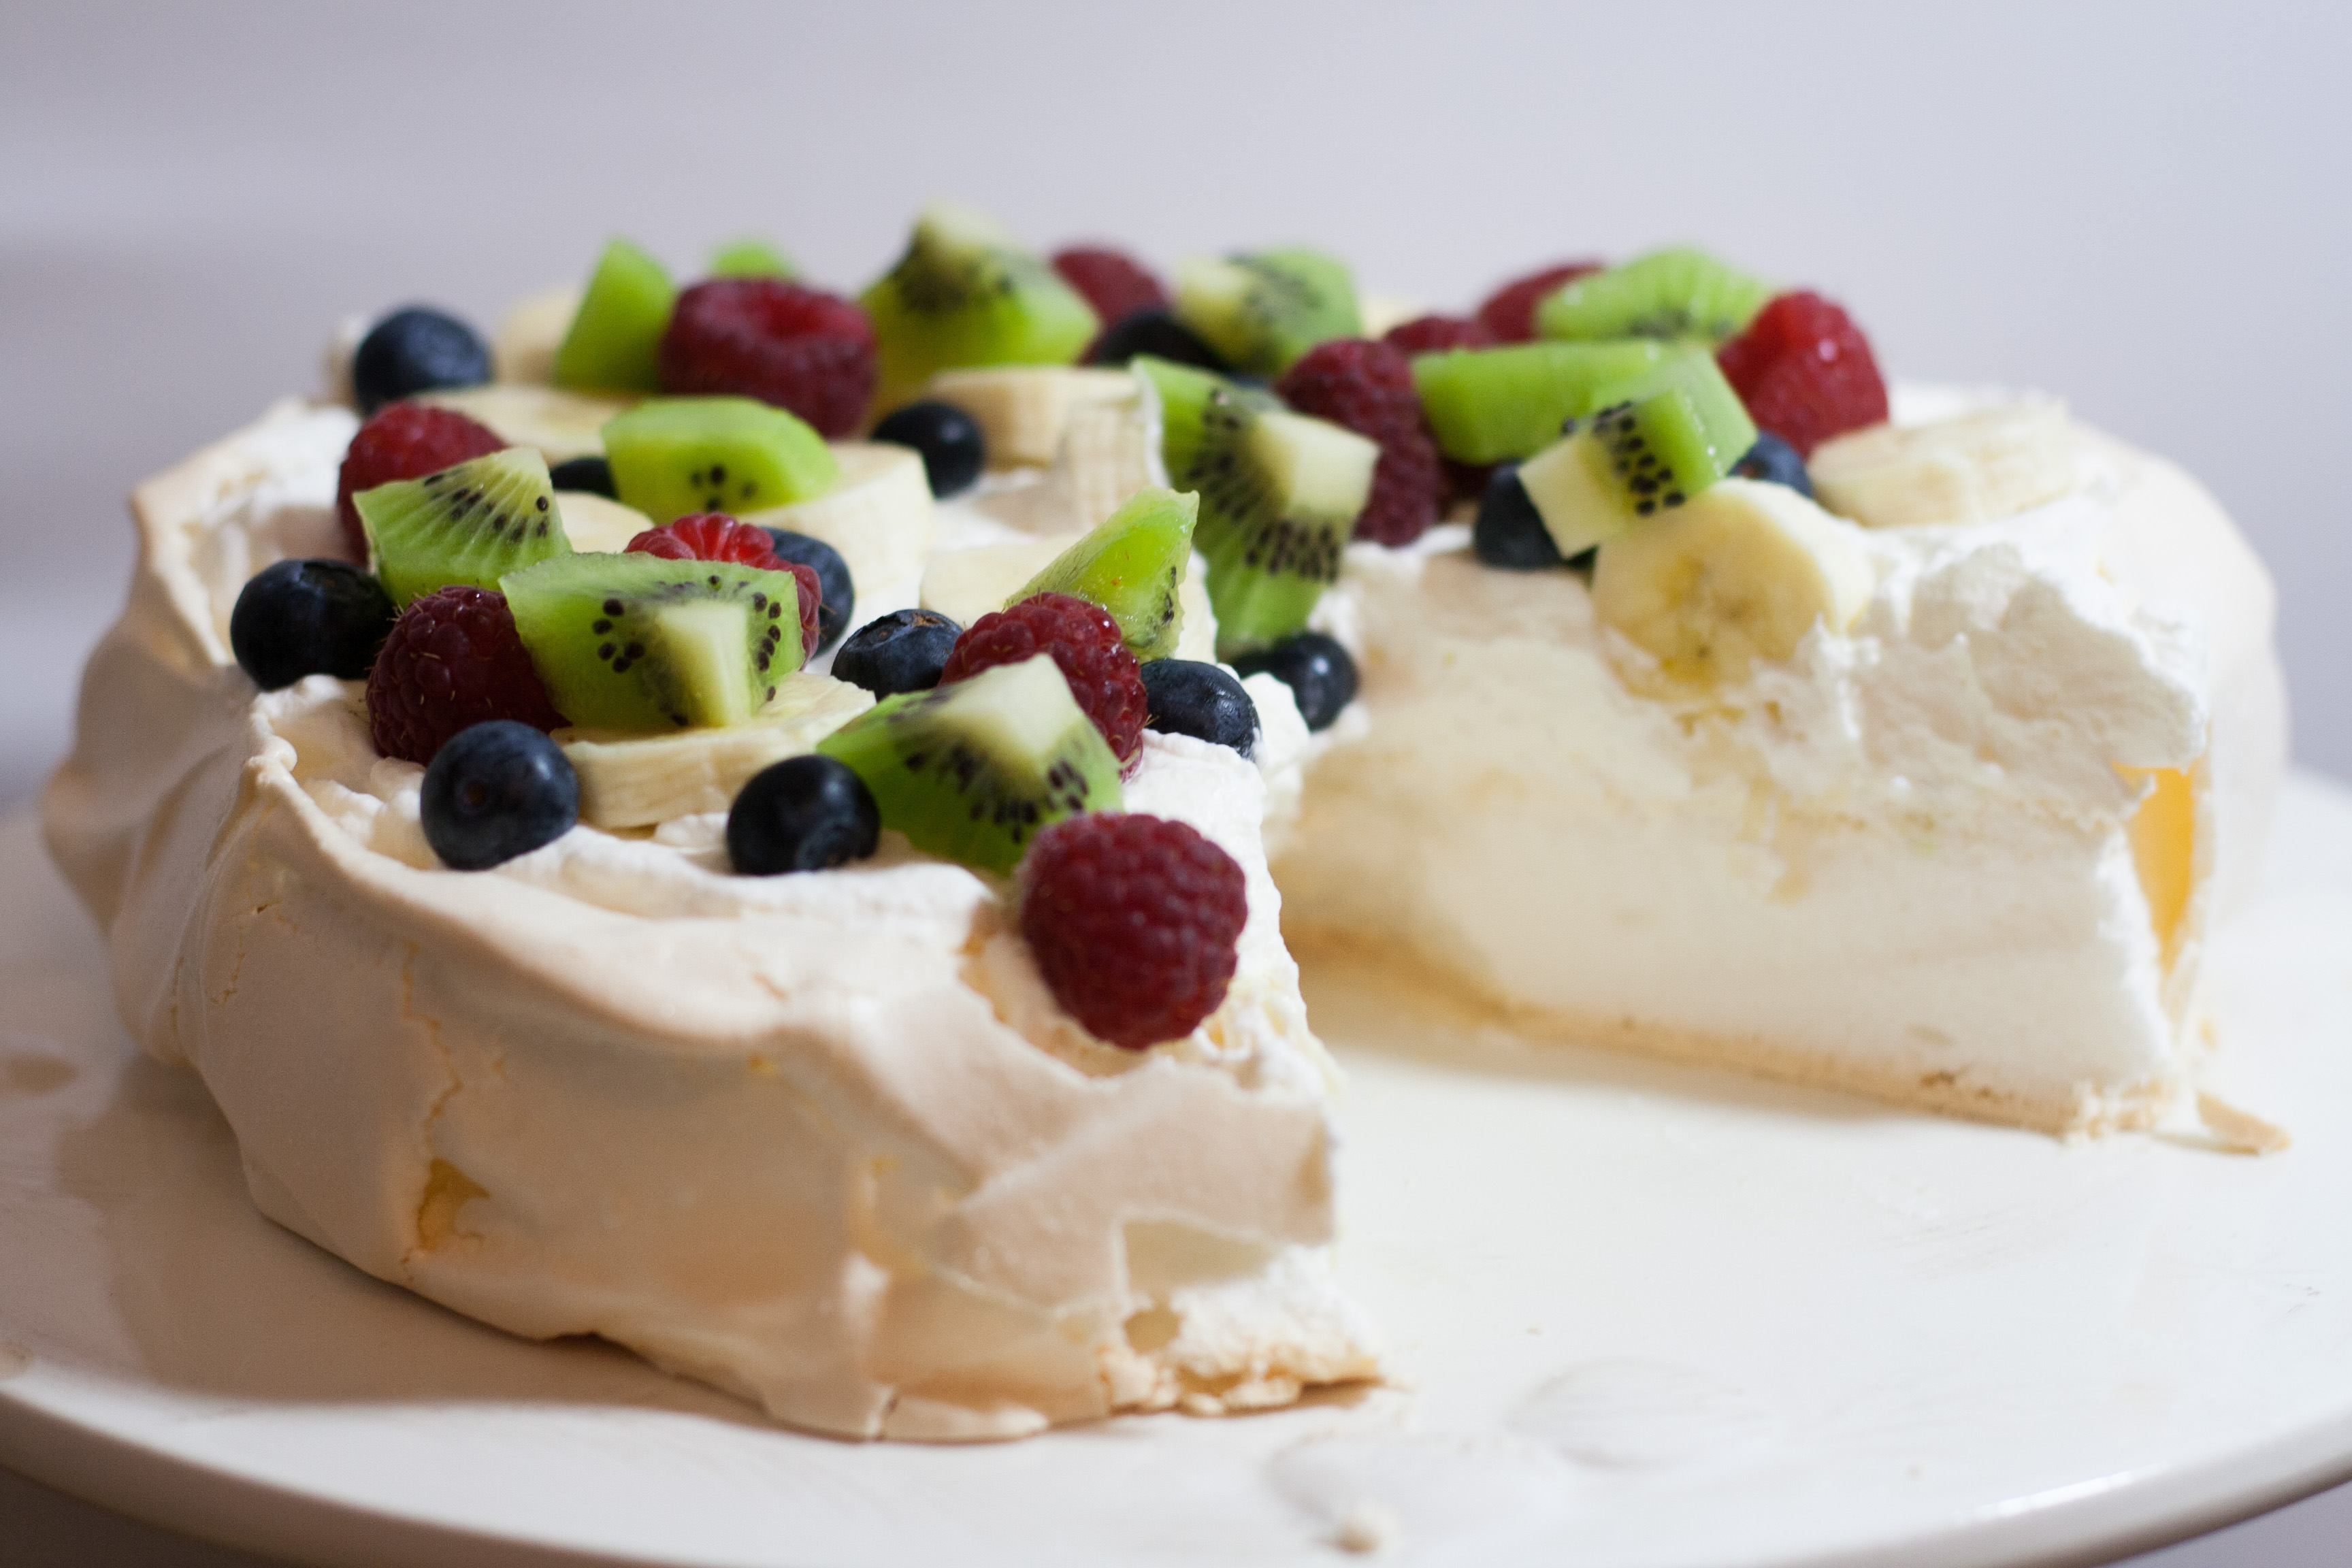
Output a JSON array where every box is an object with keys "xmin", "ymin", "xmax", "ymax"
[
  {"xmin": 624, "ymin": 514, "xmax": 821, "ymax": 660},
  {"xmin": 1051, "ymin": 246, "xmax": 1167, "ymax": 327},
  {"xmin": 940, "ymin": 593, "xmax": 1147, "ymax": 767},
  {"xmin": 1474, "ymin": 260, "xmax": 1604, "ymax": 343},
  {"xmin": 1716, "ymin": 290, "xmax": 1890, "ymax": 457},
  {"xmin": 659, "ymin": 278, "xmax": 877, "ymax": 439},
  {"xmin": 336, "ymin": 403, "xmax": 504, "ymax": 561},
  {"xmin": 1383, "ymin": 314, "xmax": 1497, "ymax": 356},
  {"xmin": 1019, "ymin": 813, "xmax": 1248, "ymax": 1050},
  {"xmin": 366, "ymin": 587, "xmax": 566, "ymax": 765},
  {"xmin": 1273, "ymin": 338, "xmax": 1443, "ymax": 547}
]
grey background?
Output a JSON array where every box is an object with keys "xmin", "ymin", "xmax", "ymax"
[{"xmin": 3, "ymin": 1, "xmax": 2347, "ymax": 1562}]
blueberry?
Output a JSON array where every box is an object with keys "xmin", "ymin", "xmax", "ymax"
[
  {"xmin": 228, "ymin": 558, "xmax": 398, "ymax": 691},
  {"xmin": 728, "ymin": 755, "xmax": 881, "ymax": 875},
  {"xmin": 1086, "ymin": 309, "xmax": 1230, "ymax": 374},
  {"xmin": 832, "ymin": 608, "xmax": 963, "ymax": 698},
  {"xmin": 1731, "ymin": 431, "xmax": 1814, "ymax": 498},
  {"xmin": 872, "ymin": 400, "xmax": 985, "ymax": 498},
  {"xmin": 1471, "ymin": 465, "xmax": 1570, "ymax": 571},
  {"xmin": 764, "ymin": 529, "xmax": 855, "ymax": 651},
  {"xmin": 1139, "ymin": 659, "xmax": 1260, "ymax": 755},
  {"xmin": 419, "ymin": 721, "xmax": 578, "ymax": 870},
  {"xmin": 352, "ymin": 306, "xmax": 491, "ymax": 416},
  {"xmin": 548, "ymin": 454, "xmax": 617, "ymax": 498},
  {"xmin": 1230, "ymin": 632, "xmax": 1357, "ymax": 732}
]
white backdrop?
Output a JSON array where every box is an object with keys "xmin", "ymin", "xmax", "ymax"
[{"xmin": 2, "ymin": 1, "xmax": 2348, "ymax": 1561}]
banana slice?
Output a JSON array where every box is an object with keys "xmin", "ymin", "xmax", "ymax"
[
  {"xmin": 493, "ymin": 284, "xmax": 583, "ymax": 385},
  {"xmin": 555, "ymin": 491, "xmax": 653, "ymax": 553},
  {"xmin": 559, "ymin": 672, "xmax": 874, "ymax": 830},
  {"xmin": 420, "ymin": 385, "xmax": 636, "ymax": 462},
  {"xmin": 1810, "ymin": 397, "xmax": 2077, "ymax": 528},
  {"xmin": 921, "ymin": 534, "xmax": 1220, "ymax": 661},
  {"xmin": 970, "ymin": 390, "xmax": 1168, "ymax": 536},
  {"xmin": 925, "ymin": 367, "xmax": 1141, "ymax": 468},
  {"xmin": 1591, "ymin": 477, "xmax": 1874, "ymax": 687},
  {"xmin": 745, "ymin": 442, "xmax": 936, "ymax": 598},
  {"xmin": 1355, "ymin": 289, "xmax": 1426, "ymax": 339}
]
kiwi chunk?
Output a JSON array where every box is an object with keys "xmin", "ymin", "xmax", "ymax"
[
  {"xmin": 502, "ymin": 552, "xmax": 806, "ymax": 732},
  {"xmin": 356, "ymin": 446, "xmax": 573, "ymax": 606},
  {"xmin": 1012, "ymin": 487, "xmax": 1198, "ymax": 660},
  {"xmin": 1410, "ymin": 340, "xmax": 1671, "ymax": 463},
  {"xmin": 859, "ymin": 203, "xmax": 1100, "ymax": 410},
  {"xmin": 602, "ymin": 397, "xmax": 839, "ymax": 524},
  {"xmin": 707, "ymin": 237, "xmax": 796, "ymax": 278},
  {"xmin": 1517, "ymin": 353, "xmax": 1759, "ymax": 556},
  {"xmin": 1534, "ymin": 247, "xmax": 1772, "ymax": 346},
  {"xmin": 553, "ymin": 238, "xmax": 675, "ymax": 393},
  {"xmin": 1135, "ymin": 357, "xmax": 1376, "ymax": 659},
  {"xmin": 1172, "ymin": 250, "xmax": 1360, "ymax": 376},
  {"xmin": 817, "ymin": 653, "xmax": 1120, "ymax": 874}
]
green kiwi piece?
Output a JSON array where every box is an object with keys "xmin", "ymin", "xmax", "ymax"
[
  {"xmin": 1172, "ymin": 249, "xmax": 1360, "ymax": 376},
  {"xmin": 502, "ymin": 551, "xmax": 806, "ymax": 732},
  {"xmin": 1012, "ymin": 487, "xmax": 1199, "ymax": 660},
  {"xmin": 1517, "ymin": 353, "xmax": 1759, "ymax": 556},
  {"xmin": 601, "ymin": 397, "xmax": 839, "ymax": 524},
  {"xmin": 1410, "ymin": 340, "xmax": 1671, "ymax": 463},
  {"xmin": 858, "ymin": 203, "xmax": 1100, "ymax": 410},
  {"xmin": 553, "ymin": 238, "xmax": 676, "ymax": 393},
  {"xmin": 707, "ymin": 237, "xmax": 797, "ymax": 278},
  {"xmin": 1134, "ymin": 357, "xmax": 1377, "ymax": 659},
  {"xmin": 1533, "ymin": 247, "xmax": 1772, "ymax": 346},
  {"xmin": 355, "ymin": 446, "xmax": 573, "ymax": 607},
  {"xmin": 816, "ymin": 653, "xmax": 1121, "ymax": 875}
]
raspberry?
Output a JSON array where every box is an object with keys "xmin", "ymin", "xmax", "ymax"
[
  {"xmin": 336, "ymin": 402, "xmax": 503, "ymax": 561},
  {"xmin": 1715, "ymin": 290, "xmax": 1889, "ymax": 457},
  {"xmin": 659, "ymin": 278, "xmax": 877, "ymax": 439},
  {"xmin": 939, "ymin": 593, "xmax": 1147, "ymax": 766},
  {"xmin": 1383, "ymin": 314, "xmax": 1497, "ymax": 356},
  {"xmin": 367, "ymin": 587, "xmax": 566, "ymax": 766},
  {"xmin": 1273, "ymin": 338, "xmax": 1443, "ymax": 546},
  {"xmin": 1051, "ymin": 246, "xmax": 1167, "ymax": 327},
  {"xmin": 1474, "ymin": 261, "xmax": 1604, "ymax": 343},
  {"xmin": 624, "ymin": 514, "xmax": 822, "ymax": 660},
  {"xmin": 1019, "ymin": 813, "xmax": 1248, "ymax": 1051}
]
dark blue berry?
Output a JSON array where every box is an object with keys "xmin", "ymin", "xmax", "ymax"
[
  {"xmin": 1472, "ymin": 464, "xmax": 1570, "ymax": 570},
  {"xmin": 548, "ymin": 454, "xmax": 617, "ymax": 497},
  {"xmin": 728, "ymin": 755, "xmax": 880, "ymax": 875},
  {"xmin": 419, "ymin": 721, "xmax": 578, "ymax": 870},
  {"xmin": 1139, "ymin": 659, "xmax": 1259, "ymax": 755},
  {"xmin": 872, "ymin": 400, "xmax": 985, "ymax": 498},
  {"xmin": 352, "ymin": 307, "xmax": 491, "ymax": 416},
  {"xmin": 1731, "ymin": 431, "xmax": 1814, "ymax": 498},
  {"xmin": 229, "ymin": 558, "xmax": 397, "ymax": 691},
  {"xmin": 832, "ymin": 608, "xmax": 963, "ymax": 698},
  {"xmin": 1087, "ymin": 310, "xmax": 1230, "ymax": 374},
  {"xmin": 764, "ymin": 529, "xmax": 854, "ymax": 651},
  {"xmin": 1231, "ymin": 632, "xmax": 1356, "ymax": 732}
]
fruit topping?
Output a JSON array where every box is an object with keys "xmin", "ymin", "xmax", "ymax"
[
  {"xmin": 707, "ymin": 238, "xmax": 797, "ymax": 278},
  {"xmin": 1139, "ymin": 659, "xmax": 1259, "ymax": 755},
  {"xmin": 1471, "ymin": 465, "xmax": 1575, "ymax": 572},
  {"xmin": 1475, "ymin": 261, "xmax": 1603, "ymax": 342},
  {"xmin": 1173, "ymin": 249, "xmax": 1360, "ymax": 376},
  {"xmin": 1273, "ymin": 338, "xmax": 1443, "ymax": 546},
  {"xmin": 335, "ymin": 402, "xmax": 504, "ymax": 560},
  {"xmin": 727, "ymin": 753, "xmax": 881, "ymax": 875},
  {"xmin": 355, "ymin": 446, "xmax": 573, "ymax": 607},
  {"xmin": 860, "ymin": 203, "xmax": 1100, "ymax": 409},
  {"xmin": 1011, "ymin": 487, "xmax": 1198, "ymax": 659},
  {"xmin": 547, "ymin": 454, "xmax": 618, "ymax": 497},
  {"xmin": 1051, "ymin": 246, "xmax": 1169, "ymax": 330},
  {"xmin": 1086, "ymin": 309, "xmax": 1230, "ymax": 372},
  {"xmin": 1730, "ymin": 431, "xmax": 1815, "ymax": 497},
  {"xmin": 625, "ymin": 514, "xmax": 822, "ymax": 659},
  {"xmin": 817, "ymin": 652, "xmax": 1122, "ymax": 875},
  {"xmin": 601, "ymin": 396, "xmax": 838, "ymax": 524},
  {"xmin": 764, "ymin": 529, "xmax": 855, "ymax": 652},
  {"xmin": 352, "ymin": 308, "xmax": 491, "ymax": 416},
  {"xmin": 659, "ymin": 277, "xmax": 878, "ymax": 439},
  {"xmin": 1714, "ymin": 291, "xmax": 1891, "ymax": 457},
  {"xmin": 871, "ymin": 399, "xmax": 987, "ymax": 497},
  {"xmin": 1515, "ymin": 353, "xmax": 1758, "ymax": 558},
  {"xmin": 1230, "ymin": 632, "xmax": 1357, "ymax": 732},
  {"xmin": 1535, "ymin": 248, "xmax": 1771, "ymax": 345},
  {"xmin": 502, "ymin": 552, "xmax": 807, "ymax": 732},
  {"xmin": 832, "ymin": 608, "xmax": 963, "ymax": 698},
  {"xmin": 1411, "ymin": 340, "xmax": 1669, "ymax": 464},
  {"xmin": 420, "ymin": 720, "xmax": 579, "ymax": 871},
  {"xmin": 1018, "ymin": 812, "xmax": 1247, "ymax": 1051},
  {"xmin": 367, "ymin": 587, "xmax": 567, "ymax": 765},
  {"xmin": 940, "ymin": 592, "xmax": 1147, "ymax": 767},
  {"xmin": 229, "ymin": 559, "xmax": 398, "ymax": 691},
  {"xmin": 553, "ymin": 238, "xmax": 675, "ymax": 393},
  {"xmin": 1383, "ymin": 314, "xmax": 1498, "ymax": 356},
  {"xmin": 1808, "ymin": 398, "xmax": 2076, "ymax": 528},
  {"xmin": 559, "ymin": 673, "xmax": 874, "ymax": 830}
]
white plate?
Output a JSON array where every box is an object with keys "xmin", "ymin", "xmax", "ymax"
[{"xmin": 5, "ymin": 776, "xmax": 2352, "ymax": 1568}]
